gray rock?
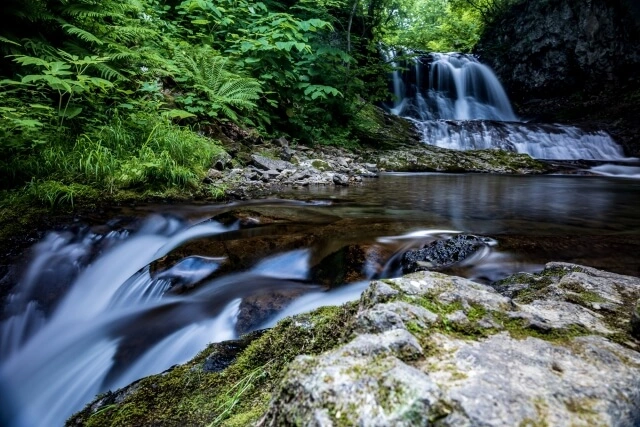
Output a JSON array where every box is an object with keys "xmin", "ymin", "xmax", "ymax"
[
  {"xmin": 263, "ymin": 264, "xmax": 640, "ymax": 426},
  {"xmin": 431, "ymin": 333, "xmax": 640, "ymax": 426},
  {"xmin": 332, "ymin": 173, "xmax": 349, "ymax": 186},
  {"xmin": 359, "ymin": 280, "xmax": 400, "ymax": 308},
  {"xmin": 206, "ymin": 168, "xmax": 223, "ymax": 180},
  {"xmin": 280, "ymin": 146, "xmax": 293, "ymax": 162},
  {"xmin": 263, "ymin": 343, "xmax": 443, "ymax": 426},
  {"xmin": 251, "ymin": 154, "xmax": 294, "ymax": 172},
  {"xmin": 273, "ymin": 136, "xmax": 289, "ymax": 147},
  {"xmin": 355, "ymin": 301, "xmax": 438, "ymax": 334},
  {"xmin": 401, "ymin": 235, "xmax": 495, "ymax": 273},
  {"xmin": 513, "ymin": 299, "xmax": 612, "ymax": 334},
  {"xmin": 364, "ymin": 163, "xmax": 379, "ymax": 172}
]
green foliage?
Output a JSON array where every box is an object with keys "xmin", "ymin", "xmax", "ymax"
[
  {"xmin": 379, "ymin": 0, "xmax": 485, "ymax": 52},
  {"xmin": 0, "ymin": 0, "xmax": 509, "ymax": 204},
  {"xmin": 173, "ymin": 47, "xmax": 262, "ymax": 122},
  {"xmin": 5, "ymin": 51, "xmax": 114, "ymax": 126},
  {"xmin": 1, "ymin": 112, "xmax": 225, "ymax": 205}
]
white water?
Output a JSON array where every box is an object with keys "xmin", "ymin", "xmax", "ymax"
[
  {"xmin": 387, "ymin": 52, "xmax": 626, "ymax": 160},
  {"xmin": 588, "ymin": 164, "xmax": 640, "ymax": 178},
  {"xmin": 0, "ymin": 215, "xmax": 238, "ymax": 427}
]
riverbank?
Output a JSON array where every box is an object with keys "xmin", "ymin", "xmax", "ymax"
[
  {"xmin": 68, "ymin": 262, "xmax": 640, "ymax": 426},
  {"xmin": 0, "ymin": 108, "xmax": 552, "ymax": 266}
]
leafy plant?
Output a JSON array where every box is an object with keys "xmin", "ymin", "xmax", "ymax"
[
  {"xmin": 173, "ymin": 47, "xmax": 262, "ymax": 122},
  {"xmin": 4, "ymin": 51, "xmax": 114, "ymax": 126}
]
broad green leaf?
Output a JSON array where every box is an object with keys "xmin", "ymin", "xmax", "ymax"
[
  {"xmin": 162, "ymin": 109, "xmax": 197, "ymax": 119},
  {"xmin": 60, "ymin": 106, "xmax": 83, "ymax": 118}
]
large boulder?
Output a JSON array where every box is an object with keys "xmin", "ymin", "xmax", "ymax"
[
  {"xmin": 263, "ymin": 264, "xmax": 640, "ymax": 426},
  {"xmin": 69, "ymin": 263, "xmax": 640, "ymax": 426}
]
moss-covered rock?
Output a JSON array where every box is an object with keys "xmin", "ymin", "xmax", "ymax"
[
  {"xmin": 69, "ymin": 264, "xmax": 640, "ymax": 426},
  {"xmin": 351, "ymin": 103, "xmax": 422, "ymax": 148},
  {"xmin": 66, "ymin": 304, "xmax": 357, "ymax": 426},
  {"xmin": 367, "ymin": 144, "xmax": 551, "ymax": 175}
]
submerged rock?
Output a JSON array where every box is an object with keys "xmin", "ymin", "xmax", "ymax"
[{"xmin": 401, "ymin": 234, "xmax": 495, "ymax": 273}]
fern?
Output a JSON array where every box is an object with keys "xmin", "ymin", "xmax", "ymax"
[
  {"xmin": 61, "ymin": 23, "xmax": 104, "ymax": 45},
  {"xmin": 173, "ymin": 48, "xmax": 262, "ymax": 122}
]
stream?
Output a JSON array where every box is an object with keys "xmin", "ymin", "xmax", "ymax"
[{"xmin": 1, "ymin": 173, "xmax": 639, "ymax": 427}]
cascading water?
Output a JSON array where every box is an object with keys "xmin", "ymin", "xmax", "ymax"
[
  {"xmin": 0, "ymin": 200, "xmax": 520, "ymax": 427},
  {"xmin": 386, "ymin": 52, "xmax": 627, "ymax": 161}
]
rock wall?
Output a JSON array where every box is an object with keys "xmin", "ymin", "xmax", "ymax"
[{"xmin": 475, "ymin": 0, "xmax": 640, "ymax": 102}]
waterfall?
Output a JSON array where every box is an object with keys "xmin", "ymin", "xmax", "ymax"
[{"xmin": 386, "ymin": 52, "xmax": 626, "ymax": 161}]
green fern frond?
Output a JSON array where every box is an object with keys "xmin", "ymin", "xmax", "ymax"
[
  {"xmin": 94, "ymin": 63, "xmax": 126, "ymax": 80},
  {"xmin": 0, "ymin": 36, "xmax": 21, "ymax": 47},
  {"xmin": 60, "ymin": 5, "xmax": 110, "ymax": 18},
  {"xmin": 173, "ymin": 48, "xmax": 262, "ymax": 122},
  {"xmin": 61, "ymin": 23, "xmax": 104, "ymax": 45}
]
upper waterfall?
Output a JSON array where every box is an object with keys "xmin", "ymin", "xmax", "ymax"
[
  {"xmin": 386, "ymin": 52, "xmax": 626, "ymax": 161},
  {"xmin": 390, "ymin": 53, "xmax": 517, "ymax": 121}
]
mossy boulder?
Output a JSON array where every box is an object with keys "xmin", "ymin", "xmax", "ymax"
[
  {"xmin": 351, "ymin": 103, "xmax": 421, "ymax": 148},
  {"xmin": 69, "ymin": 263, "xmax": 640, "ymax": 426},
  {"xmin": 368, "ymin": 144, "xmax": 551, "ymax": 174}
]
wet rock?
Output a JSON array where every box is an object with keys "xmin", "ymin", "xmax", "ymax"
[
  {"xmin": 369, "ymin": 144, "xmax": 551, "ymax": 174},
  {"xmin": 401, "ymin": 235, "xmax": 494, "ymax": 273},
  {"xmin": 476, "ymin": 0, "xmax": 640, "ymax": 102},
  {"xmin": 202, "ymin": 331, "xmax": 265, "ymax": 373},
  {"xmin": 236, "ymin": 289, "xmax": 307, "ymax": 335},
  {"xmin": 332, "ymin": 173, "xmax": 349, "ymax": 186},
  {"xmin": 363, "ymin": 163, "xmax": 378, "ymax": 173},
  {"xmin": 250, "ymin": 154, "xmax": 294, "ymax": 172}
]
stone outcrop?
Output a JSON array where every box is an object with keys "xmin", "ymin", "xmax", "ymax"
[
  {"xmin": 476, "ymin": 0, "xmax": 640, "ymax": 102},
  {"xmin": 69, "ymin": 263, "xmax": 640, "ymax": 426},
  {"xmin": 205, "ymin": 134, "xmax": 551, "ymax": 200},
  {"xmin": 262, "ymin": 263, "xmax": 640, "ymax": 426},
  {"xmin": 474, "ymin": 0, "xmax": 640, "ymax": 156}
]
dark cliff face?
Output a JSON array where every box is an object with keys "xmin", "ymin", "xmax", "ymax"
[
  {"xmin": 474, "ymin": 0, "xmax": 640, "ymax": 156},
  {"xmin": 475, "ymin": 0, "xmax": 640, "ymax": 102}
]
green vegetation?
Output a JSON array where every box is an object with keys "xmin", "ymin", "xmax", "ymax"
[{"xmin": 0, "ymin": 0, "xmax": 518, "ymax": 209}]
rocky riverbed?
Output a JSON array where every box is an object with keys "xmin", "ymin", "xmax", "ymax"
[
  {"xmin": 69, "ymin": 262, "xmax": 640, "ymax": 426},
  {"xmin": 205, "ymin": 130, "xmax": 551, "ymax": 201}
]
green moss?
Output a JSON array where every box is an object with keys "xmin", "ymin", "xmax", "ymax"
[
  {"xmin": 311, "ymin": 159, "xmax": 332, "ymax": 171},
  {"xmin": 350, "ymin": 103, "xmax": 418, "ymax": 148},
  {"xmin": 496, "ymin": 314, "xmax": 591, "ymax": 343},
  {"xmin": 68, "ymin": 303, "xmax": 358, "ymax": 427}
]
